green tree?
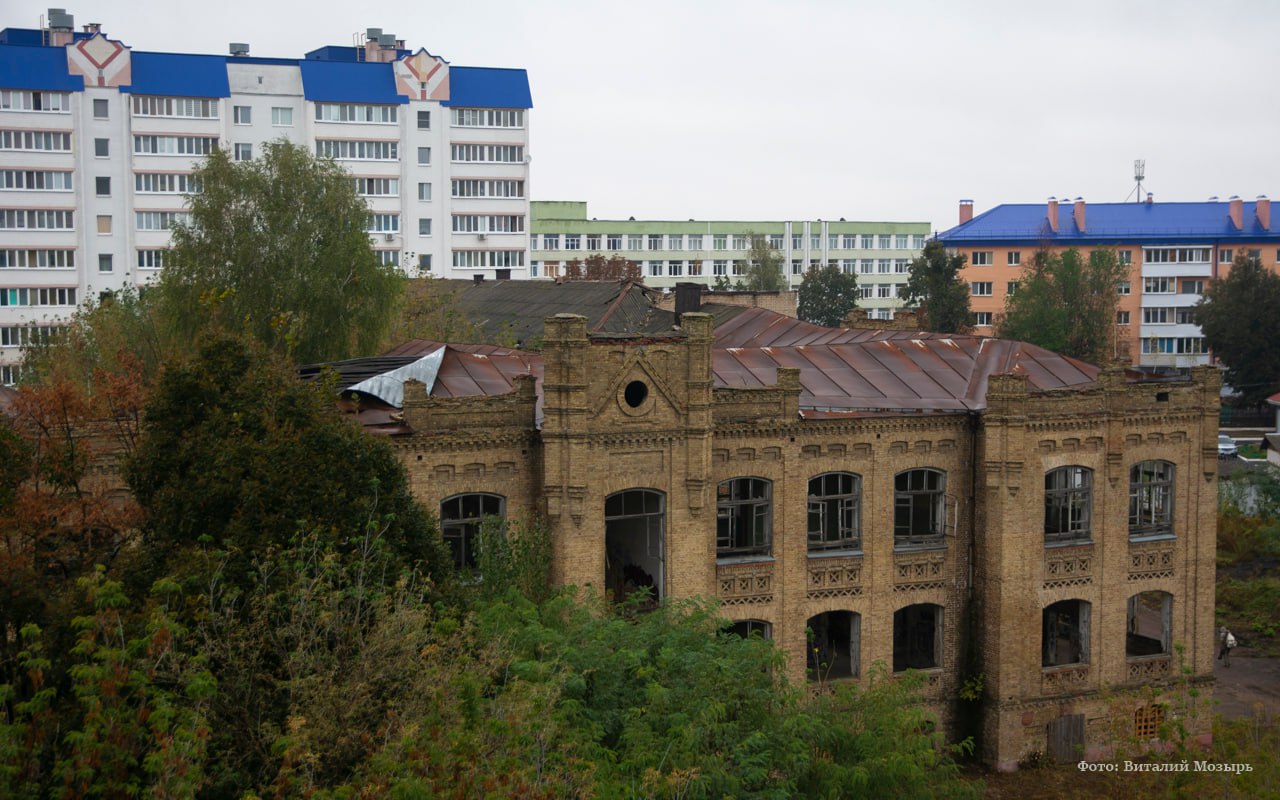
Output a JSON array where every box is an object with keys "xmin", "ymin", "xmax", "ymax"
[
  {"xmin": 997, "ymin": 247, "xmax": 1127, "ymax": 363},
  {"xmin": 1194, "ymin": 253, "xmax": 1280, "ymax": 404},
  {"xmin": 901, "ymin": 240, "xmax": 971, "ymax": 334},
  {"xmin": 798, "ymin": 262, "xmax": 859, "ymax": 327},
  {"xmin": 739, "ymin": 233, "xmax": 786, "ymax": 291},
  {"xmin": 159, "ymin": 141, "xmax": 403, "ymax": 364}
]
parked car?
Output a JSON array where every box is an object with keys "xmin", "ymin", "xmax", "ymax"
[{"xmin": 1218, "ymin": 434, "xmax": 1238, "ymax": 459}]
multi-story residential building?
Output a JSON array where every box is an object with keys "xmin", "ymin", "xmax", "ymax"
[
  {"xmin": 0, "ymin": 11, "xmax": 532, "ymax": 383},
  {"xmin": 531, "ymin": 201, "xmax": 929, "ymax": 316},
  {"xmin": 937, "ymin": 195, "xmax": 1280, "ymax": 371}
]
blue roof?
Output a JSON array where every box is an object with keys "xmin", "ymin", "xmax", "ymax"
[
  {"xmin": 299, "ymin": 59, "xmax": 406, "ymax": 104},
  {"xmin": 125, "ymin": 52, "xmax": 229, "ymax": 97},
  {"xmin": 0, "ymin": 43, "xmax": 81, "ymax": 91},
  {"xmin": 446, "ymin": 66, "xmax": 532, "ymax": 108},
  {"xmin": 938, "ymin": 201, "xmax": 1280, "ymax": 245},
  {"xmin": 304, "ymin": 45, "xmax": 410, "ymax": 62}
]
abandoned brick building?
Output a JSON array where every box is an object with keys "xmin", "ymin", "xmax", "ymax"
[{"xmin": 318, "ymin": 291, "xmax": 1219, "ymax": 769}]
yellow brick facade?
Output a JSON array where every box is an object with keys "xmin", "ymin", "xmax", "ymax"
[{"xmin": 395, "ymin": 313, "xmax": 1219, "ymax": 769}]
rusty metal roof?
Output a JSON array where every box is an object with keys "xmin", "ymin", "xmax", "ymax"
[{"xmin": 713, "ymin": 307, "xmax": 944, "ymax": 347}]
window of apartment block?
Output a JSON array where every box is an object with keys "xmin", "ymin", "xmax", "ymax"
[
  {"xmin": 811, "ymin": 235, "xmax": 821, "ymax": 249},
  {"xmin": 94, "ymin": 138, "xmax": 109, "ymax": 157},
  {"xmin": 1116, "ymin": 310, "xmax": 1131, "ymax": 325},
  {"xmin": 543, "ymin": 234, "xmax": 559, "ymax": 250},
  {"xmin": 667, "ymin": 260, "xmax": 682, "ymax": 276},
  {"xmin": 564, "ymin": 235, "xmax": 581, "ymax": 251},
  {"xmin": 417, "ymin": 182, "xmax": 432, "ymax": 201},
  {"xmin": 1007, "ymin": 281, "xmax": 1019, "ymax": 296},
  {"xmin": 92, "ymin": 98, "xmax": 108, "ymax": 119},
  {"xmin": 607, "ymin": 234, "xmax": 623, "ymax": 250},
  {"xmin": 971, "ymin": 251, "xmax": 993, "ymax": 266},
  {"xmin": 1043, "ymin": 600, "xmax": 1090, "ymax": 667},
  {"xmin": 96, "ymin": 214, "xmax": 111, "ymax": 234},
  {"xmin": 584, "ymin": 234, "xmax": 600, "ymax": 250},
  {"xmin": 1118, "ymin": 250, "xmax": 1132, "ymax": 265},
  {"xmin": 270, "ymin": 106, "xmax": 293, "ymax": 126},
  {"xmin": 1219, "ymin": 249, "xmax": 1233, "ymax": 263},
  {"xmin": 233, "ymin": 105, "xmax": 251, "ymax": 124},
  {"xmin": 1007, "ymin": 251, "xmax": 1021, "ymax": 265},
  {"xmin": 669, "ymin": 234, "xmax": 684, "ymax": 250},
  {"xmin": 417, "ymin": 147, "xmax": 431, "ymax": 165},
  {"xmin": 417, "ymin": 110, "xmax": 430, "ymax": 129},
  {"xmin": 1125, "ymin": 591, "xmax": 1172, "ymax": 657},
  {"xmin": 1129, "ymin": 461, "xmax": 1174, "ymax": 538},
  {"xmin": 972, "ymin": 311, "xmax": 992, "ymax": 327},
  {"xmin": 646, "ymin": 234, "xmax": 662, "ymax": 251},
  {"xmin": 970, "ymin": 282, "xmax": 992, "ymax": 296},
  {"xmin": 713, "ymin": 260, "xmax": 727, "ymax": 275},
  {"xmin": 440, "ymin": 493, "xmax": 504, "ymax": 570},
  {"xmin": 894, "ymin": 469, "xmax": 945, "ymax": 548},
  {"xmin": 807, "ymin": 611, "xmax": 860, "ymax": 680},
  {"xmin": 713, "ymin": 234, "xmax": 727, "ymax": 250},
  {"xmin": 418, "ymin": 218, "xmax": 431, "ymax": 236},
  {"xmin": 807, "ymin": 472, "xmax": 860, "ymax": 552},
  {"xmin": 912, "ymin": 235, "xmax": 925, "ymax": 249},
  {"xmin": 732, "ymin": 235, "xmax": 748, "ymax": 250},
  {"xmin": 792, "ymin": 260, "xmax": 803, "ymax": 276},
  {"xmin": 233, "ymin": 143, "xmax": 252, "ymax": 161},
  {"xmin": 895, "ymin": 234, "xmax": 908, "ymax": 249},
  {"xmin": 893, "ymin": 603, "xmax": 942, "ymax": 671},
  {"xmin": 1045, "ymin": 466, "xmax": 1091, "ymax": 544},
  {"xmin": 418, "ymin": 253, "xmax": 431, "ymax": 272},
  {"xmin": 95, "ymin": 176, "xmax": 110, "ymax": 196},
  {"xmin": 97, "ymin": 253, "xmax": 112, "ymax": 273},
  {"xmin": 861, "ymin": 234, "xmax": 875, "ymax": 249},
  {"xmin": 716, "ymin": 478, "xmax": 771, "ymax": 559},
  {"xmin": 1181, "ymin": 279, "xmax": 1204, "ymax": 295},
  {"xmin": 628, "ymin": 235, "xmax": 644, "ymax": 251}
]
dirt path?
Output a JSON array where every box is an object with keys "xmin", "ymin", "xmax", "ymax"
[{"xmin": 1213, "ymin": 651, "xmax": 1280, "ymax": 718}]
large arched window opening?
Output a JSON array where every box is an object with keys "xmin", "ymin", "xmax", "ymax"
[
  {"xmin": 440, "ymin": 493, "xmax": 505, "ymax": 569},
  {"xmin": 808, "ymin": 472, "xmax": 861, "ymax": 552},
  {"xmin": 605, "ymin": 489, "xmax": 665, "ymax": 605},
  {"xmin": 807, "ymin": 610, "xmax": 861, "ymax": 680},
  {"xmin": 1045, "ymin": 467, "xmax": 1092, "ymax": 544},
  {"xmin": 1042, "ymin": 600, "xmax": 1091, "ymax": 667}
]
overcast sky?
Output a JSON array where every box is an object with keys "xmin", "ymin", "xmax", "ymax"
[{"xmin": 10, "ymin": 0, "xmax": 1279, "ymax": 233}]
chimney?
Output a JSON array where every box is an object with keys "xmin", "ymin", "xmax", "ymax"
[
  {"xmin": 1256, "ymin": 195, "xmax": 1271, "ymax": 230},
  {"xmin": 1046, "ymin": 197, "xmax": 1059, "ymax": 233},
  {"xmin": 363, "ymin": 27, "xmax": 382, "ymax": 62},
  {"xmin": 82, "ymin": 22, "xmax": 100, "ymax": 34},
  {"xmin": 674, "ymin": 281, "xmax": 702, "ymax": 325},
  {"xmin": 1146, "ymin": 192, "xmax": 1153, "ymax": 205},
  {"xmin": 959, "ymin": 199, "xmax": 974, "ymax": 225},
  {"xmin": 1228, "ymin": 196, "xmax": 1243, "ymax": 231},
  {"xmin": 1073, "ymin": 197, "xmax": 1086, "ymax": 232},
  {"xmin": 229, "ymin": 42, "xmax": 250, "ymax": 56},
  {"xmin": 47, "ymin": 8, "xmax": 74, "ymax": 46}
]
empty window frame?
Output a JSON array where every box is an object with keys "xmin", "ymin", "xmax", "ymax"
[
  {"xmin": 1042, "ymin": 600, "xmax": 1090, "ymax": 667},
  {"xmin": 807, "ymin": 472, "xmax": 861, "ymax": 552},
  {"xmin": 1045, "ymin": 466, "xmax": 1092, "ymax": 544},
  {"xmin": 807, "ymin": 611, "xmax": 861, "ymax": 680},
  {"xmin": 440, "ymin": 493, "xmax": 505, "ymax": 569},
  {"xmin": 1129, "ymin": 461, "xmax": 1174, "ymax": 537},
  {"xmin": 894, "ymin": 469, "xmax": 946, "ymax": 547},
  {"xmin": 1126, "ymin": 591, "xmax": 1172, "ymax": 657},
  {"xmin": 723, "ymin": 619, "xmax": 771, "ymax": 641},
  {"xmin": 893, "ymin": 603, "xmax": 942, "ymax": 671},
  {"xmin": 716, "ymin": 478, "xmax": 771, "ymax": 558}
]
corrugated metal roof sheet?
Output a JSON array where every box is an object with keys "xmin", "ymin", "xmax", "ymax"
[
  {"xmin": 0, "ymin": 43, "xmax": 82, "ymax": 91},
  {"xmin": 713, "ymin": 307, "xmax": 940, "ymax": 347},
  {"xmin": 299, "ymin": 59, "xmax": 406, "ymax": 104},
  {"xmin": 445, "ymin": 66, "xmax": 533, "ymax": 108},
  {"xmin": 124, "ymin": 52, "xmax": 230, "ymax": 97},
  {"xmin": 939, "ymin": 201, "xmax": 1280, "ymax": 244}
]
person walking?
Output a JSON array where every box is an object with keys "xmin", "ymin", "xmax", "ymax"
[{"xmin": 1217, "ymin": 626, "xmax": 1237, "ymax": 667}]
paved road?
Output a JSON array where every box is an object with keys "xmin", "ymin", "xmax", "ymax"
[{"xmin": 1213, "ymin": 652, "xmax": 1280, "ymax": 719}]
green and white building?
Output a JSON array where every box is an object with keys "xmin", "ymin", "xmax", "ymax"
[{"xmin": 531, "ymin": 202, "xmax": 930, "ymax": 318}]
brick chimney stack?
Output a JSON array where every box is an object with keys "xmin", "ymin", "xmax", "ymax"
[
  {"xmin": 1073, "ymin": 197, "xmax": 1086, "ymax": 232},
  {"xmin": 1047, "ymin": 197, "xmax": 1059, "ymax": 233},
  {"xmin": 47, "ymin": 8, "xmax": 74, "ymax": 46},
  {"xmin": 1256, "ymin": 195, "xmax": 1271, "ymax": 230},
  {"xmin": 959, "ymin": 199, "xmax": 974, "ymax": 225},
  {"xmin": 1228, "ymin": 196, "xmax": 1243, "ymax": 231}
]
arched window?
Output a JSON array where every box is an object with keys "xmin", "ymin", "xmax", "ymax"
[
  {"xmin": 807, "ymin": 610, "xmax": 861, "ymax": 680},
  {"xmin": 893, "ymin": 603, "xmax": 943, "ymax": 671},
  {"xmin": 605, "ymin": 489, "xmax": 664, "ymax": 605},
  {"xmin": 894, "ymin": 469, "xmax": 946, "ymax": 548},
  {"xmin": 1126, "ymin": 591, "xmax": 1172, "ymax": 657},
  {"xmin": 1042, "ymin": 600, "xmax": 1090, "ymax": 666},
  {"xmin": 1129, "ymin": 461, "xmax": 1174, "ymax": 538},
  {"xmin": 1045, "ymin": 467, "xmax": 1092, "ymax": 544},
  {"xmin": 808, "ymin": 472, "xmax": 861, "ymax": 552},
  {"xmin": 440, "ymin": 493, "xmax": 505, "ymax": 569},
  {"xmin": 716, "ymin": 478, "xmax": 771, "ymax": 558}
]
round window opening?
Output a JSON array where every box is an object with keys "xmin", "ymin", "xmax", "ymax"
[{"xmin": 624, "ymin": 380, "xmax": 649, "ymax": 409}]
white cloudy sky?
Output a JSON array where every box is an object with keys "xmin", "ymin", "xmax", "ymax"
[{"xmin": 10, "ymin": 0, "xmax": 1278, "ymax": 232}]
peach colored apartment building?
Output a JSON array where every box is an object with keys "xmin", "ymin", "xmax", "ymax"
[{"xmin": 937, "ymin": 195, "xmax": 1280, "ymax": 372}]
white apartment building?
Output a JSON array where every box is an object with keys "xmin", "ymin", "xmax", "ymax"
[{"xmin": 0, "ymin": 11, "xmax": 532, "ymax": 382}]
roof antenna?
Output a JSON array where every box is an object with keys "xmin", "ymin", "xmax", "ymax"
[{"xmin": 1124, "ymin": 159, "xmax": 1146, "ymax": 202}]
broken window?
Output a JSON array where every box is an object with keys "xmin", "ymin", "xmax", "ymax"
[
  {"xmin": 1126, "ymin": 591, "xmax": 1172, "ymax": 657},
  {"xmin": 440, "ymin": 493, "xmax": 504, "ymax": 569},
  {"xmin": 1045, "ymin": 466, "xmax": 1092, "ymax": 544},
  {"xmin": 893, "ymin": 603, "xmax": 942, "ymax": 672},
  {"xmin": 1129, "ymin": 460, "xmax": 1174, "ymax": 538},
  {"xmin": 605, "ymin": 489, "xmax": 664, "ymax": 605},
  {"xmin": 894, "ymin": 469, "xmax": 946, "ymax": 548},
  {"xmin": 716, "ymin": 478, "xmax": 771, "ymax": 558},
  {"xmin": 1042, "ymin": 600, "xmax": 1091, "ymax": 667},
  {"xmin": 808, "ymin": 472, "xmax": 861, "ymax": 552},
  {"xmin": 807, "ymin": 610, "xmax": 861, "ymax": 680},
  {"xmin": 723, "ymin": 619, "xmax": 771, "ymax": 641}
]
